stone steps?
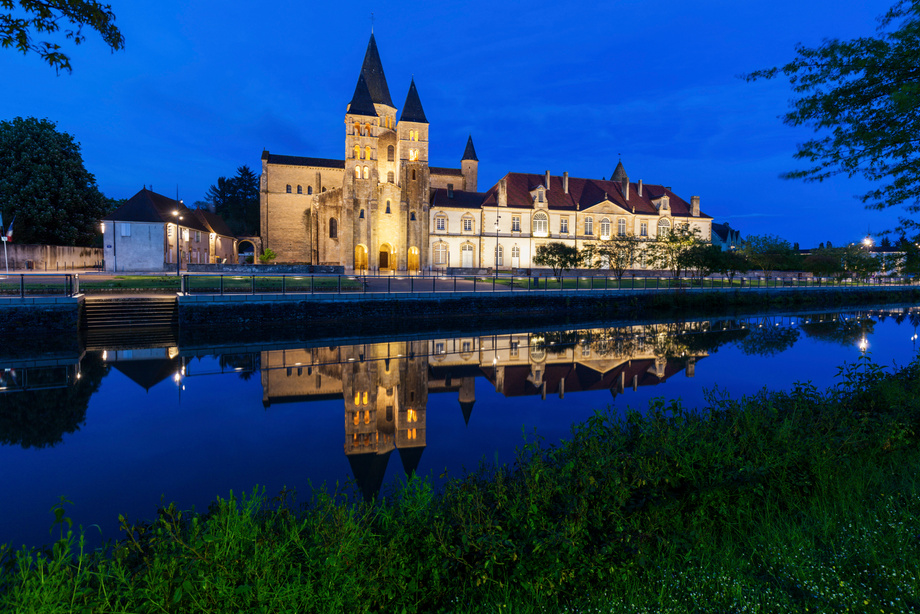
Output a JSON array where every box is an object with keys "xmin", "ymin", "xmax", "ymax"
[{"xmin": 84, "ymin": 297, "xmax": 178, "ymax": 329}]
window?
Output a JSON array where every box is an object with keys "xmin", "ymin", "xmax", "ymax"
[
  {"xmin": 355, "ymin": 166, "xmax": 361, "ymax": 178},
  {"xmin": 538, "ymin": 191, "xmax": 544, "ymax": 203},
  {"xmin": 435, "ymin": 342, "xmax": 445, "ymax": 355},
  {"xmin": 657, "ymin": 218, "xmax": 671, "ymax": 236},
  {"xmin": 410, "ymin": 129, "xmax": 418, "ymax": 141},
  {"xmin": 585, "ymin": 217, "xmax": 594, "ymax": 235},
  {"xmin": 359, "ymin": 209, "xmax": 365, "ymax": 219},
  {"xmin": 195, "ymin": 231, "xmax": 201, "ymax": 242},
  {"xmin": 462, "ymin": 341, "xmax": 472, "ymax": 353},
  {"xmin": 120, "ymin": 223, "xmax": 131, "ymax": 237},
  {"xmin": 411, "ymin": 169, "xmax": 417, "ymax": 180},
  {"xmin": 512, "ymin": 245, "xmax": 520, "ymax": 259},
  {"xmin": 600, "ymin": 218, "xmax": 611, "ymax": 238},
  {"xmin": 385, "ymin": 200, "xmax": 391, "ymax": 214},
  {"xmin": 434, "ymin": 242, "xmax": 448, "ymax": 264},
  {"xmin": 296, "ymin": 185, "xmax": 302, "ymax": 194},
  {"xmin": 435, "ymin": 215, "xmax": 446, "ymax": 231},
  {"xmin": 329, "ymin": 218, "xmax": 337, "ymax": 239},
  {"xmin": 560, "ymin": 218, "xmax": 568, "ymax": 234},
  {"xmin": 365, "ymin": 146, "xmax": 371, "ymax": 160},
  {"xmin": 364, "ymin": 122, "xmax": 371, "ymax": 135},
  {"xmin": 512, "ymin": 216, "xmax": 521, "ymax": 232},
  {"xmin": 410, "ymin": 211, "xmax": 416, "ymax": 221},
  {"xmin": 533, "ymin": 212, "xmax": 548, "ymax": 236},
  {"xmin": 307, "ymin": 186, "xmax": 313, "ymax": 195},
  {"xmin": 640, "ymin": 221, "xmax": 648, "ymax": 237},
  {"xmin": 387, "ymin": 171, "xmax": 394, "ymax": 183},
  {"xmin": 363, "ymin": 166, "xmax": 369, "ymax": 179},
  {"xmin": 495, "ymin": 244, "xmax": 503, "ymax": 265},
  {"xmin": 618, "ymin": 218, "xmax": 626, "ymax": 236},
  {"xmin": 387, "ymin": 145, "xmax": 394, "ymax": 161},
  {"xmin": 463, "ymin": 217, "xmax": 473, "ymax": 232},
  {"xmin": 354, "ymin": 145, "xmax": 360, "ymax": 159},
  {"xmin": 409, "ymin": 149, "xmax": 419, "ymax": 161},
  {"xmin": 286, "ymin": 184, "xmax": 291, "ymax": 193},
  {"xmin": 353, "ymin": 122, "xmax": 360, "ymax": 135}
]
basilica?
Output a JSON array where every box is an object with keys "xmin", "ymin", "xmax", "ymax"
[{"xmin": 259, "ymin": 34, "xmax": 712, "ymax": 272}]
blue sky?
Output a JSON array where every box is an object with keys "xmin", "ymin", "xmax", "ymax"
[{"xmin": 0, "ymin": 0, "xmax": 903, "ymax": 246}]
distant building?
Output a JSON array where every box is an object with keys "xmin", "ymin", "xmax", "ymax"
[
  {"xmin": 260, "ymin": 34, "xmax": 711, "ymax": 272},
  {"xmin": 711, "ymin": 222, "xmax": 741, "ymax": 251},
  {"xmin": 102, "ymin": 188, "xmax": 237, "ymax": 272}
]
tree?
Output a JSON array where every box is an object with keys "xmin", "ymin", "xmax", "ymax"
[
  {"xmin": 646, "ymin": 224, "xmax": 705, "ymax": 280},
  {"xmin": 582, "ymin": 234, "xmax": 640, "ymax": 281},
  {"xmin": 202, "ymin": 165, "xmax": 260, "ymax": 236},
  {"xmin": 533, "ymin": 242, "xmax": 582, "ymax": 280},
  {"xmin": 803, "ymin": 246, "xmax": 846, "ymax": 277},
  {"xmin": 1, "ymin": 0, "xmax": 124, "ymax": 73},
  {"xmin": 745, "ymin": 1, "xmax": 920, "ymax": 233},
  {"xmin": 741, "ymin": 234, "xmax": 799, "ymax": 276},
  {"xmin": 0, "ymin": 116, "xmax": 115, "ymax": 246}
]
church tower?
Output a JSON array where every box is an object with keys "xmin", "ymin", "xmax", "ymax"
[
  {"xmin": 396, "ymin": 78, "xmax": 430, "ymax": 272},
  {"xmin": 461, "ymin": 135, "xmax": 479, "ymax": 192}
]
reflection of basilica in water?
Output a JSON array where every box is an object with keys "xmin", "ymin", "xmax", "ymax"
[{"xmin": 259, "ymin": 325, "xmax": 712, "ymax": 498}]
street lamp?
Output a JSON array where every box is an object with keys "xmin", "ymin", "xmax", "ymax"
[
  {"xmin": 494, "ymin": 214, "xmax": 501, "ymax": 276},
  {"xmin": 173, "ymin": 210, "xmax": 183, "ymax": 276}
]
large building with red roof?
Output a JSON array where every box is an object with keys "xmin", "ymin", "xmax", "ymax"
[{"xmin": 259, "ymin": 35, "xmax": 711, "ymax": 272}]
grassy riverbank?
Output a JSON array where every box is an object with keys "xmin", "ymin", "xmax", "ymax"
[{"xmin": 2, "ymin": 355, "xmax": 919, "ymax": 612}]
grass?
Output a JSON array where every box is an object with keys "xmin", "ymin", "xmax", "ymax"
[{"xmin": 1, "ymin": 354, "xmax": 919, "ymax": 612}]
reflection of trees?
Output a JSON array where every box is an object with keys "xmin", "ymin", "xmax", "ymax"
[
  {"xmin": 218, "ymin": 353, "xmax": 260, "ymax": 381},
  {"xmin": 738, "ymin": 325, "xmax": 800, "ymax": 356},
  {"xmin": 0, "ymin": 353, "xmax": 109, "ymax": 449},
  {"xmin": 799, "ymin": 315, "xmax": 875, "ymax": 347}
]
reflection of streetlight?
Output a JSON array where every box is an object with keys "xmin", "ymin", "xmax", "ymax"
[{"xmin": 858, "ymin": 337, "xmax": 868, "ymax": 353}]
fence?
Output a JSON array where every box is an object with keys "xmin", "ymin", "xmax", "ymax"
[{"xmin": 0, "ymin": 274, "xmax": 79, "ymax": 298}]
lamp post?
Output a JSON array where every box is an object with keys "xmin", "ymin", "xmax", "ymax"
[
  {"xmin": 173, "ymin": 210, "xmax": 183, "ymax": 277},
  {"xmin": 494, "ymin": 213, "xmax": 501, "ymax": 277}
]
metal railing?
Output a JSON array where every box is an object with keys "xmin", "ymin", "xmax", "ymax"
[
  {"xmin": 178, "ymin": 272, "xmax": 919, "ymax": 297},
  {"xmin": 0, "ymin": 273, "xmax": 79, "ymax": 298}
]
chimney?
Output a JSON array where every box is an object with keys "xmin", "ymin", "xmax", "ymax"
[
  {"xmin": 498, "ymin": 178, "xmax": 507, "ymax": 207},
  {"xmin": 545, "ymin": 170, "xmax": 551, "ymax": 190},
  {"xmin": 621, "ymin": 177, "xmax": 629, "ymax": 201},
  {"xmin": 563, "ymin": 172, "xmax": 569, "ymax": 194},
  {"xmin": 691, "ymin": 195, "xmax": 700, "ymax": 217},
  {"xmin": 638, "ymin": 179, "xmax": 643, "ymax": 197}
]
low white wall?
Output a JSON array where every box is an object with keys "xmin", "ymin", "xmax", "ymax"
[{"xmin": 0, "ymin": 243, "xmax": 102, "ymax": 271}]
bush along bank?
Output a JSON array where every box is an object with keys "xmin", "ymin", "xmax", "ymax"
[{"xmin": 2, "ymin": 355, "xmax": 919, "ymax": 613}]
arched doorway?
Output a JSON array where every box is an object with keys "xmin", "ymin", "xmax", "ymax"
[
  {"xmin": 355, "ymin": 245, "xmax": 368, "ymax": 272},
  {"xmin": 238, "ymin": 239, "xmax": 257, "ymax": 264},
  {"xmin": 378, "ymin": 243, "xmax": 393, "ymax": 271},
  {"xmin": 408, "ymin": 246, "xmax": 419, "ymax": 273}
]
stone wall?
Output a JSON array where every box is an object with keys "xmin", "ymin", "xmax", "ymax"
[
  {"xmin": 0, "ymin": 296, "xmax": 83, "ymax": 332},
  {"xmin": 1, "ymin": 243, "xmax": 102, "ymax": 271},
  {"xmin": 188, "ymin": 263, "xmax": 344, "ymax": 274}
]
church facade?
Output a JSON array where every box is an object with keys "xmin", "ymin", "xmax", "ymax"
[{"xmin": 260, "ymin": 34, "xmax": 711, "ymax": 272}]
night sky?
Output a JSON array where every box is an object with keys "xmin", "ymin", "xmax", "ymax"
[{"xmin": 0, "ymin": 0, "xmax": 903, "ymax": 247}]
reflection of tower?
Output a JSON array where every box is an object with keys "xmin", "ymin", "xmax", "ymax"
[
  {"xmin": 458, "ymin": 377, "xmax": 476, "ymax": 426},
  {"xmin": 342, "ymin": 341, "xmax": 428, "ymax": 500}
]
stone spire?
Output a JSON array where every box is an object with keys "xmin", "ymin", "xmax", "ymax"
[
  {"xmin": 347, "ymin": 72, "xmax": 378, "ymax": 116},
  {"xmin": 399, "ymin": 78, "xmax": 428, "ymax": 123},
  {"xmin": 462, "ymin": 135, "xmax": 479, "ymax": 161},
  {"xmin": 611, "ymin": 160, "xmax": 628, "ymax": 183},
  {"xmin": 358, "ymin": 33, "xmax": 394, "ymax": 107}
]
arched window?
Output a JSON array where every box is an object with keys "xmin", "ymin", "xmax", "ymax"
[
  {"xmin": 410, "ymin": 211, "xmax": 416, "ymax": 221},
  {"xmin": 495, "ymin": 244, "xmax": 503, "ymax": 266},
  {"xmin": 355, "ymin": 166, "xmax": 361, "ymax": 179},
  {"xmin": 600, "ymin": 218, "xmax": 611, "ymax": 238},
  {"xmin": 359, "ymin": 209, "xmax": 365, "ymax": 219},
  {"xmin": 618, "ymin": 218, "xmax": 626, "ymax": 236},
  {"xmin": 387, "ymin": 145, "xmax": 394, "ymax": 161},
  {"xmin": 329, "ymin": 218, "xmax": 338, "ymax": 239},
  {"xmin": 411, "ymin": 169, "xmax": 417, "ymax": 180},
  {"xmin": 409, "ymin": 149, "xmax": 419, "ymax": 161},
  {"xmin": 364, "ymin": 122, "xmax": 371, "ymax": 135},
  {"xmin": 363, "ymin": 166, "xmax": 369, "ymax": 179},
  {"xmin": 365, "ymin": 146, "xmax": 371, "ymax": 160},
  {"xmin": 434, "ymin": 242, "xmax": 448, "ymax": 265},
  {"xmin": 585, "ymin": 216, "xmax": 594, "ymax": 236},
  {"xmin": 387, "ymin": 171, "xmax": 394, "ymax": 183},
  {"xmin": 286, "ymin": 184, "xmax": 292, "ymax": 193},
  {"xmin": 297, "ymin": 185, "xmax": 302, "ymax": 194},
  {"xmin": 657, "ymin": 218, "xmax": 671, "ymax": 236},
  {"xmin": 307, "ymin": 186, "xmax": 313, "ymax": 195},
  {"xmin": 354, "ymin": 145, "xmax": 360, "ymax": 159},
  {"xmin": 385, "ymin": 200, "xmax": 391, "ymax": 214},
  {"xmin": 533, "ymin": 212, "xmax": 548, "ymax": 236},
  {"xmin": 354, "ymin": 122, "xmax": 360, "ymax": 135}
]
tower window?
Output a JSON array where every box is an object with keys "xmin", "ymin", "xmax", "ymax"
[
  {"xmin": 354, "ymin": 145, "xmax": 360, "ymax": 159},
  {"xmin": 409, "ymin": 149, "xmax": 419, "ymax": 161},
  {"xmin": 411, "ymin": 169, "xmax": 417, "ymax": 180},
  {"xmin": 330, "ymin": 218, "xmax": 337, "ymax": 239},
  {"xmin": 410, "ymin": 211, "xmax": 416, "ymax": 221},
  {"xmin": 387, "ymin": 145, "xmax": 394, "ymax": 161},
  {"xmin": 359, "ymin": 209, "xmax": 365, "ymax": 219},
  {"xmin": 286, "ymin": 184, "xmax": 291, "ymax": 193},
  {"xmin": 365, "ymin": 122, "xmax": 371, "ymax": 135},
  {"xmin": 307, "ymin": 186, "xmax": 313, "ymax": 195},
  {"xmin": 387, "ymin": 171, "xmax": 394, "ymax": 183},
  {"xmin": 363, "ymin": 166, "xmax": 369, "ymax": 179},
  {"xmin": 354, "ymin": 122, "xmax": 360, "ymax": 135},
  {"xmin": 355, "ymin": 166, "xmax": 361, "ymax": 179},
  {"xmin": 365, "ymin": 145, "xmax": 371, "ymax": 160},
  {"xmin": 297, "ymin": 185, "xmax": 302, "ymax": 194},
  {"xmin": 386, "ymin": 200, "xmax": 391, "ymax": 214}
]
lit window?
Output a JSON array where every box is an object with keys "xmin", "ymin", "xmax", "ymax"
[
  {"xmin": 618, "ymin": 218, "xmax": 626, "ymax": 236},
  {"xmin": 363, "ymin": 166, "xmax": 369, "ymax": 179},
  {"xmin": 353, "ymin": 122, "xmax": 360, "ymax": 135},
  {"xmin": 364, "ymin": 122, "xmax": 371, "ymax": 135},
  {"xmin": 436, "ymin": 216, "xmax": 446, "ymax": 231},
  {"xmin": 286, "ymin": 185, "xmax": 291, "ymax": 193},
  {"xmin": 195, "ymin": 231, "xmax": 201, "ymax": 242},
  {"xmin": 435, "ymin": 342, "xmax": 445, "ymax": 354},
  {"xmin": 365, "ymin": 146, "xmax": 371, "ymax": 160},
  {"xmin": 354, "ymin": 145, "xmax": 360, "ymax": 159},
  {"xmin": 640, "ymin": 221, "xmax": 648, "ymax": 237},
  {"xmin": 533, "ymin": 212, "xmax": 548, "ymax": 236},
  {"xmin": 600, "ymin": 218, "xmax": 611, "ymax": 238},
  {"xmin": 407, "ymin": 409, "xmax": 418, "ymax": 422},
  {"xmin": 560, "ymin": 218, "xmax": 568, "ymax": 234},
  {"xmin": 495, "ymin": 244, "xmax": 503, "ymax": 265},
  {"xmin": 409, "ymin": 149, "xmax": 419, "ymax": 161},
  {"xmin": 463, "ymin": 217, "xmax": 473, "ymax": 232},
  {"xmin": 585, "ymin": 217, "xmax": 594, "ymax": 235},
  {"xmin": 512, "ymin": 216, "xmax": 521, "ymax": 232},
  {"xmin": 355, "ymin": 166, "xmax": 361, "ymax": 179},
  {"xmin": 120, "ymin": 223, "xmax": 131, "ymax": 237}
]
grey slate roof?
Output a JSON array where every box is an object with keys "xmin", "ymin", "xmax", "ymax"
[
  {"xmin": 430, "ymin": 166, "xmax": 463, "ymax": 176},
  {"xmin": 462, "ymin": 135, "xmax": 478, "ymax": 161},
  {"xmin": 399, "ymin": 79, "xmax": 428, "ymax": 123},
  {"xmin": 103, "ymin": 188, "xmax": 209, "ymax": 232},
  {"xmin": 347, "ymin": 72, "xmax": 379, "ymax": 117},
  {"xmin": 262, "ymin": 152, "xmax": 345, "ymax": 169},
  {"xmin": 359, "ymin": 33, "xmax": 394, "ymax": 107},
  {"xmin": 196, "ymin": 210, "xmax": 235, "ymax": 238},
  {"xmin": 612, "ymin": 160, "xmax": 628, "ymax": 183},
  {"xmin": 430, "ymin": 188, "xmax": 487, "ymax": 209}
]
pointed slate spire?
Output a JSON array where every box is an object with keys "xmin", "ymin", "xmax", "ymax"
[
  {"xmin": 359, "ymin": 33, "xmax": 394, "ymax": 107},
  {"xmin": 461, "ymin": 135, "xmax": 478, "ymax": 161},
  {"xmin": 460, "ymin": 400, "xmax": 475, "ymax": 426},
  {"xmin": 611, "ymin": 160, "xmax": 628, "ymax": 183},
  {"xmin": 399, "ymin": 446, "xmax": 425, "ymax": 476},
  {"xmin": 348, "ymin": 72, "xmax": 378, "ymax": 117},
  {"xmin": 399, "ymin": 78, "xmax": 428, "ymax": 123},
  {"xmin": 347, "ymin": 451, "xmax": 392, "ymax": 502}
]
